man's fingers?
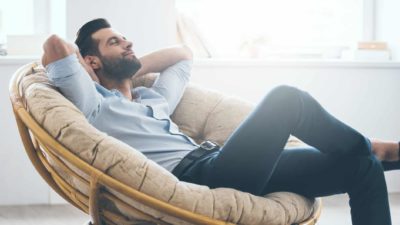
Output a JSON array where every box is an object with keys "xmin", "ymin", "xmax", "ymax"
[{"xmin": 42, "ymin": 35, "xmax": 76, "ymax": 66}]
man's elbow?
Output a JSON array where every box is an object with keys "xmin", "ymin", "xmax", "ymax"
[
  {"xmin": 44, "ymin": 34, "xmax": 62, "ymax": 48},
  {"xmin": 42, "ymin": 34, "xmax": 76, "ymax": 67},
  {"xmin": 43, "ymin": 35, "xmax": 70, "ymax": 55},
  {"xmin": 182, "ymin": 44, "xmax": 193, "ymax": 60}
]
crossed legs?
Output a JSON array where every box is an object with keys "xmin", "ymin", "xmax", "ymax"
[{"xmin": 179, "ymin": 85, "xmax": 394, "ymax": 225}]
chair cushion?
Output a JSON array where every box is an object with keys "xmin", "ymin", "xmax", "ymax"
[{"xmin": 21, "ymin": 63, "xmax": 316, "ymax": 225}]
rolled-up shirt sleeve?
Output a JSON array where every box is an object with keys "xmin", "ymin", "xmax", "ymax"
[
  {"xmin": 46, "ymin": 53, "xmax": 101, "ymax": 121},
  {"xmin": 151, "ymin": 59, "xmax": 192, "ymax": 114}
]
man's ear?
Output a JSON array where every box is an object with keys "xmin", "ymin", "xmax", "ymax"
[{"xmin": 84, "ymin": 55, "xmax": 101, "ymax": 70}]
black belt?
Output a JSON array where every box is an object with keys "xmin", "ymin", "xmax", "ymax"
[{"xmin": 172, "ymin": 141, "xmax": 220, "ymax": 177}]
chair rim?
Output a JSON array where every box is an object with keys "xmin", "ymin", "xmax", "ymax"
[{"xmin": 9, "ymin": 62, "xmax": 322, "ymax": 225}]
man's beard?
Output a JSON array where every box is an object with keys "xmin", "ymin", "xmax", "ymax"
[{"xmin": 99, "ymin": 54, "xmax": 142, "ymax": 81}]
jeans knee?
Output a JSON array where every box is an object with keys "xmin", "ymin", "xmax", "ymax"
[
  {"xmin": 255, "ymin": 85, "xmax": 305, "ymax": 124},
  {"xmin": 269, "ymin": 85, "xmax": 299, "ymax": 96},
  {"xmin": 263, "ymin": 85, "xmax": 302, "ymax": 106}
]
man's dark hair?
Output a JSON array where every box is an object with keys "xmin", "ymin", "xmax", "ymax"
[{"xmin": 75, "ymin": 18, "xmax": 111, "ymax": 57}]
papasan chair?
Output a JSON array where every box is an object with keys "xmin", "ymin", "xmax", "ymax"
[{"xmin": 9, "ymin": 62, "xmax": 322, "ymax": 225}]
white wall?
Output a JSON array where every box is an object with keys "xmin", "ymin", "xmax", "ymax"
[
  {"xmin": 66, "ymin": 0, "xmax": 176, "ymax": 56},
  {"xmin": 376, "ymin": 0, "xmax": 400, "ymax": 60},
  {"xmin": 0, "ymin": 58, "xmax": 50, "ymax": 205}
]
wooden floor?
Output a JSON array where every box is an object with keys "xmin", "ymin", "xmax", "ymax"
[
  {"xmin": 0, "ymin": 193, "xmax": 399, "ymax": 225},
  {"xmin": 319, "ymin": 193, "xmax": 400, "ymax": 225},
  {"xmin": 0, "ymin": 204, "xmax": 88, "ymax": 225}
]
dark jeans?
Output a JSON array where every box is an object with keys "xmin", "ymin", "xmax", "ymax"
[{"xmin": 177, "ymin": 85, "xmax": 392, "ymax": 225}]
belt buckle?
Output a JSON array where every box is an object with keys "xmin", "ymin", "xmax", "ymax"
[{"xmin": 200, "ymin": 141, "xmax": 219, "ymax": 151}]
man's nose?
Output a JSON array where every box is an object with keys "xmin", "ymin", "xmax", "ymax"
[{"xmin": 124, "ymin": 40, "xmax": 133, "ymax": 49}]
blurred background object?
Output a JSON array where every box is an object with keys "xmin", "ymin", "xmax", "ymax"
[{"xmin": 0, "ymin": 10, "xmax": 7, "ymax": 56}]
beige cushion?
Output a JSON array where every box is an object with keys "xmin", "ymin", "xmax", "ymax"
[{"xmin": 21, "ymin": 63, "xmax": 315, "ymax": 225}]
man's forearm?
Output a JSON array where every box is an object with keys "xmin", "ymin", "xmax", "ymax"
[
  {"xmin": 41, "ymin": 34, "xmax": 101, "ymax": 120},
  {"xmin": 134, "ymin": 45, "xmax": 193, "ymax": 77}
]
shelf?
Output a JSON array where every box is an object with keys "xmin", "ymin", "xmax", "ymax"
[
  {"xmin": 0, "ymin": 55, "xmax": 40, "ymax": 65},
  {"xmin": 193, "ymin": 58, "xmax": 400, "ymax": 69},
  {"xmin": 2, "ymin": 55, "xmax": 400, "ymax": 69}
]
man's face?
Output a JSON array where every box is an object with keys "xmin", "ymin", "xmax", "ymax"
[{"xmin": 92, "ymin": 28, "xmax": 141, "ymax": 81}]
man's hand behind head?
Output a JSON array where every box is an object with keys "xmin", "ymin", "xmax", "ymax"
[
  {"xmin": 42, "ymin": 35, "xmax": 100, "ymax": 83},
  {"xmin": 42, "ymin": 35, "xmax": 75, "ymax": 67}
]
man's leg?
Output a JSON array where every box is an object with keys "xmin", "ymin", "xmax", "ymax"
[
  {"xmin": 201, "ymin": 85, "xmax": 371, "ymax": 195},
  {"xmin": 178, "ymin": 85, "xmax": 391, "ymax": 224},
  {"xmin": 382, "ymin": 161, "xmax": 400, "ymax": 170},
  {"xmin": 180, "ymin": 147, "xmax": 391, "ymax": 225},
  {"xmin": 263, "ymin": 147, "xmax": 391, "ymax": 225}
]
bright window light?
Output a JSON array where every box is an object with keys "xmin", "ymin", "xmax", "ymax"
[
  {"xmin": 176, "ymin": 0, "xmax": 364, "ymax": 59},
  {"xmin": 0, "ymin": 0, "xmax": 66, "ymax": 37},
  {"xmin": 0, "ymin": 0, "xmax": 35, "ymax": 35}
]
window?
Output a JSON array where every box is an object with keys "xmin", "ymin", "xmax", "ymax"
[
  {"xmin": 176, "ymin": 0, "xmax": 369, "ymax": 59},
  {"xmin": 0, "ymin": 0, "xmax": 65, "ymax": 36},
  {"xmin": 0, "ymin": 0, "xmax": 66, "ymax": 55},
  {"xmin": 0, "ymin": 0, "xmax": 35, "ymax": 35},
  {"xmin": 0, "ymin": 0, "xmax": 65, "ymax": 55}
]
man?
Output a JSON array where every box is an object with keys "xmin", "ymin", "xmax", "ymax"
[{"xmin": 42, "ymin": 18, "xmax": 399, "ymax": 225}]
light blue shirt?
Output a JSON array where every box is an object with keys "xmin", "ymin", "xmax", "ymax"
[{"xmin": 46, "ymin": 54, "xmax": 197, "ymax": 172}]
